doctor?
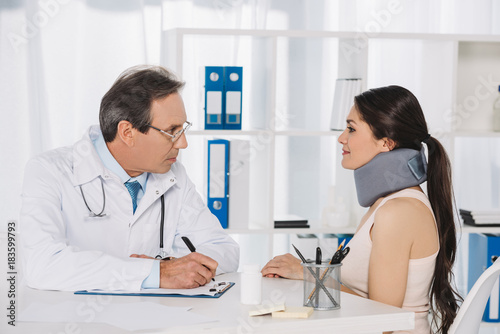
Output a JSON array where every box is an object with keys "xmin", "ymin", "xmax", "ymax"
[{"xmin": 20, "ymin": 65, "xmax": 239, "ymax": 291}]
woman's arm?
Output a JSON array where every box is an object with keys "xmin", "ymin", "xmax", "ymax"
[{"xmin": 368, "ymin": 199, "xmax": 417, "ymax": 308}]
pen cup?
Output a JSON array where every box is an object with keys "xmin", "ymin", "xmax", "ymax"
[{"xmin": 302, "ymin": 262, "xmax": 341, "ymax": 310}]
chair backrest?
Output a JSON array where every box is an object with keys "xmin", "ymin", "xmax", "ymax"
[{"xmin": 449, "ymin": 258, "xmax": 500, "ymax": 334}]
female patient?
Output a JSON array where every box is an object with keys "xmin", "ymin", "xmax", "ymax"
[{"xmin": 261, "ymin": 86, "xmax": 461, "ymax": 333}]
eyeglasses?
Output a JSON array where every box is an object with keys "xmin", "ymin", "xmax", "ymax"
[{"xmin": 148, "ymin": 121, "xmax": 192, "ymax": 143}]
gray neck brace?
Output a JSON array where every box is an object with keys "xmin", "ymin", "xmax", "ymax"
[{"xmin": 353, "ymin": 147, "xmax": 427, "ymax": 207}]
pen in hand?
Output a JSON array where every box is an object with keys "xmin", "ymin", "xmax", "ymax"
[
  {"xmin": 181, "ymin": 236, "xmax": 215, "ymax": 282},
  {"xmin": 181, "ymin": 236, "xmax": 196, "ymax": 252}
]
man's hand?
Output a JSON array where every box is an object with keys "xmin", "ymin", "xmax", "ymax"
[{"xmin": 159, "ymin": 253, "xmax": 218, "ymax": 289}]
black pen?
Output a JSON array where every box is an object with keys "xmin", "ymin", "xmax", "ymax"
[
  {"xmin": 330, "ymin": 240, "xmax": 347, "ymax": 264},
  {"xmin": 181, "ymin": 236, "xmax": 196, "ymax": 252},
  {"xmin": 315, "ymin": 247, "xmax": 322, "ymax": 265},
  {"xmin": 292, "ymin": 244, "xmax": 309, "ymax": 264},
  {"xmin": 339, "ymin": 247, "xmax": 350, "ymax": 263},
  {"xmin": 331, "ymin": 245, "xmax": 350, "ymax": 264},
  {"xmin": 314, "ymin": 247, "xmax": 321, "ymax": 306},
  {"xmin": 181, "ymin": 236, "xmax": 215, "ymax": 281}
]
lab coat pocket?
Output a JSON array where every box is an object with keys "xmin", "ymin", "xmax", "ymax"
[
  {"xmin": 83, "ymin": 213, "xmax": 111, "ymax": 221},
  {"xmin": 138, "ymin": 223, "xmax": 160, "ymax": 255},
  {"xmin": 69, "ymin": 216, "xmax": 126, "ymax": 256}
]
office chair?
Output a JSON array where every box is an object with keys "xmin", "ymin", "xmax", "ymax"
[{"xmin": 449, "ymin": 257, "xmax": 500, "ymax": 334}]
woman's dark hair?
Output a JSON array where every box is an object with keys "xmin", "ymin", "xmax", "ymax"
[
  {"xmin": 99, "ymin": 65, "xmax": 185, "ymax": 142},
  {"xmin": 354, "ymin": 85, "xmax": 461, "ymax": 333}
]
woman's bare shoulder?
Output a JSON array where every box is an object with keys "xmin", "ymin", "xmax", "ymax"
[{"xmin": 374, "ymin": 196, "xmax": 434, "ymax": 231}]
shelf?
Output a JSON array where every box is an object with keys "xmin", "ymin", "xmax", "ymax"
[
  {"xmin": 188, "ymin": 130, "xmax": 343, "ymax": 136},
  {"xmin": 188, "ymin": 130, "xmax": 272, "ymax": 136},
  {"xmin": 188, "ymin": 129, "xmax": 500, "ymax": 138},
  {"xmin": 275, "ymin": 130, "xmax": 342, "ymax": 136},
  {"xmin": 480, "ymin": 321, "xmax": 500, "ymax": 328},
  {"xmin": 461, "ymin": 226, "xmax": 500, "ymax": 234},
  {"xmin": 451, "ymin": 131, "xmax": 500, "ymax": 138},
  {"xmin": 169, "ymin": 28, "xmax": 500, "ymax": 42},
  {"xmin": 226, "ymin": 226, "xmax": 357, "ymax": 235}
]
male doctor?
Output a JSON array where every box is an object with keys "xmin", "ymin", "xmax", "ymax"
[{"xmin": 20, "ymin": 65, "xmax": 239, "ymax": 291}]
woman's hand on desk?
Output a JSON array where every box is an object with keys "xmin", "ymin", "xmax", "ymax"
[
  {"xmin": 261, "ymin": 253, "xmax": 303, "ymax": 280},
  {"xmin": 159, "ymin": 252, "xmax": 218, "ymax": 289}
]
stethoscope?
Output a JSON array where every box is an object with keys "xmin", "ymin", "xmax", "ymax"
[{"xmin": 80, "ymin": 178, "xmax": 167, "ymax": 258}]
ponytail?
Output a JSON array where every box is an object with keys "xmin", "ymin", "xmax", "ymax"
[{"xmin": 425, "ymin": 136, "xmax": 462, "ymax": 333}]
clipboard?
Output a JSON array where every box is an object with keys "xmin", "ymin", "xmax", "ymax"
[{"xmin": 75, "ymin": 282, "xmax": 235, "ymax": 299}]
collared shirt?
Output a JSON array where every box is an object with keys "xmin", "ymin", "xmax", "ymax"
[
  {"xmin": 92, "ymin": 130, "xmax": 159, "ymax": 289},
  {"xmin": 92, "ymin": 130, "xmax": 148, "ymax": 201}
]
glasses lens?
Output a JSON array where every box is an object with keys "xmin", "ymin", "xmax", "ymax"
[{"xmin": 171, "ymin": 122, "xmax": 191, "ymax": 142}]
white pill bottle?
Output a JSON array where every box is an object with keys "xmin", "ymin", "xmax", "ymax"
[{"xmin": 240, "ymin": 264, "xmax": 262, "ymax": 305}]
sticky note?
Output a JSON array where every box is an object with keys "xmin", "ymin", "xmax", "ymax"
[
  {"xmin": 272, "ymin": 306, "xmax": 314, "ymax": 319},
  {"xmin": 248, "ymin": 303, "xmax": 285, "ymax": 316}
]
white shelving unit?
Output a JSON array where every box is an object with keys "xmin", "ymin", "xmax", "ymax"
[
  {"xmin": 226, "ymin": 226, "xmax": 357, "ymax": 235},
  {"xmin": 462, "ymin": 226, "xmax": 500, "ymax": 234},
  {"xmin": 161, "ymin": 29, "xmax": 500, "ymax": 285}
]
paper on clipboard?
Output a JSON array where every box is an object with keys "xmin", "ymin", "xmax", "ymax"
[{"xmin": 75, "ymin": 281, "xmax": 234, "ymax": 298}]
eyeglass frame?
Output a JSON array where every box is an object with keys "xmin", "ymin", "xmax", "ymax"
[{"xmin": 147, "ymin": 121, "xmax": 192, "ymax": 143}]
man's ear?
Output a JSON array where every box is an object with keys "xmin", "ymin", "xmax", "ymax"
[
  {"xmin": 116, "ymin": 120, "xmax": 135, "ymax": 147},
  {"xmin": 381, "ymin": 137, "xmax": 396, "ymax": 151}
]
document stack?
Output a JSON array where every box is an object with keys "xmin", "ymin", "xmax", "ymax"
[
  {"xmin": 330, "ymin": 78, "xmax": 362, "ymax": 131},
  {"xmin": 460, "ymin": 209, "xmax": 500, "ymax": 227}
]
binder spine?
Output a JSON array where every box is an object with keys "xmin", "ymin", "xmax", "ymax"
[
  {"xmin": 223, "ymin": 66, "xmax": 243, "ymax": 130},
  {"xmin": 207, "ymin": 139, "xmax": 229, "ymax": 228},
  {"xmin": 228, "ymin": 140, "xmax": 250, "ymax": 229},
  {"xmin": 205, "ymin": 66, "xmax": 225, "ymax": 130}
]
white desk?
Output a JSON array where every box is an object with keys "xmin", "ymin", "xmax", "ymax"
[{"xmin": 12, "ymin": 273, "xmax": 414, "ymax": 333}]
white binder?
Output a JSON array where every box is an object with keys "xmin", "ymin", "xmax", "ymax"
[
  {"xmin": 228, "ymin": 140, "xmax": 250, "ymax": 229},
  {"xmin": 330, "ymin": 78, "xmax": 362, "ymax": 131}
]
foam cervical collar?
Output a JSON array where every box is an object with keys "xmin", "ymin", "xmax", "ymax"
[{"xmin": 353, "ymin": 147, "xmax": 427, "ymax": 207}]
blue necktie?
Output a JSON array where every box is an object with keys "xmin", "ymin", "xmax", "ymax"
[{"xmin": 125, "ymin": 181, "xmax": 141, "ymax": 213}]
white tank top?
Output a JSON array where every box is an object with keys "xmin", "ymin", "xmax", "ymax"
[{"xmin": 341, "ymin": 189, "xmax": 439, "ymax": 334}]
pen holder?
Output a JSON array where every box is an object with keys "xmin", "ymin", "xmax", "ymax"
[{"xmin": 301, "ymin": 262, "xmax": 341, "ymax": 310}]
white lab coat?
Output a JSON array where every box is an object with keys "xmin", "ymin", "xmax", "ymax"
[{"xmin": 20, "ymin": 126, "xmax": 239, "ymax": 291}]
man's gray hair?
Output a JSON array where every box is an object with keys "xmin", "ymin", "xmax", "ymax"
[{"xmin": 99, "ymin": 65, "xmax": 185, "ymax": 142}]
